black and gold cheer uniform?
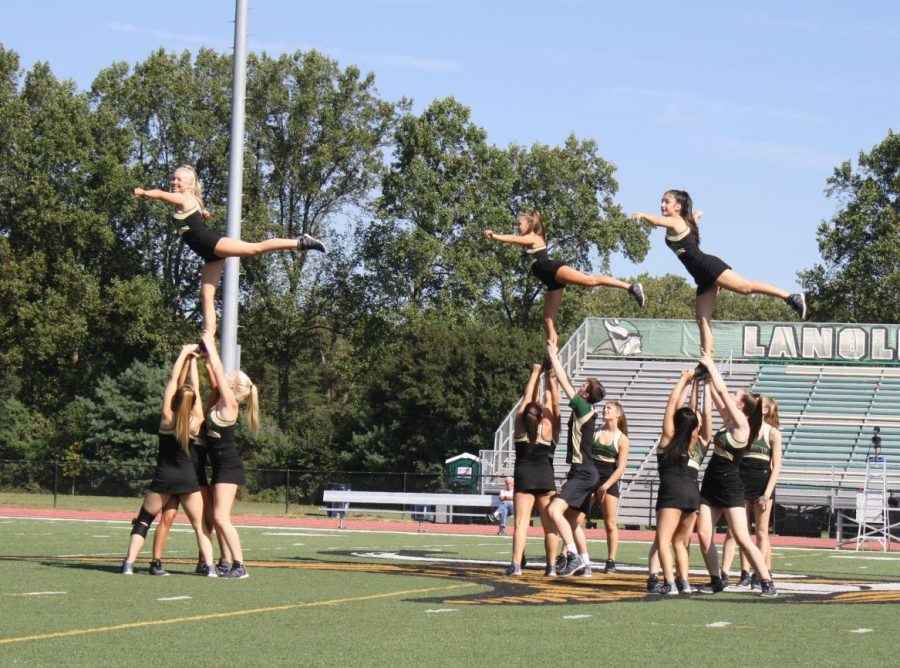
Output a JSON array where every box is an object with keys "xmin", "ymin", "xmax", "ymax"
[
  {"xmin": 699, "ymin": 428, "xmax": 748, "ymax": 508},
  {"xmin": 740, "ymin": 423, "xmax": 775, "ymax": 500},
  {"xmin": 149, "ymin": 427, "xmax": 202, "ymax": 495},
  {"xmin": 655, "ymin": 438, "xmax": 705, "ymax": 512},
  {"xmin": 513, "ymin": 428, "xmax": 556, "ymax": 494},
  {"xmin": 665, "ymin": 226, "xmax": 730, "ymax": 296},
  {"xmin": 526, "ymin": 245, "xmax": 567, "ymax": 292},
  {"xmin": 175, "ymin": 196, "xmax": 224, "ymax": 263},
  {"xmin": 205, "ymin": 408, "xmax": 246, "ymax": 486},
  {"xmin": 557, "ymin": 395, "xmax": 600, "ymax": 514},
  {"xmin": 590, "ymin": 431, "xmax": 624, "ymax": 498}
]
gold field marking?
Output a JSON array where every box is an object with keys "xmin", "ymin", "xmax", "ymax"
[{"xmin": 0, "ymin": 582, "xmax": 476, "ymax": 646}]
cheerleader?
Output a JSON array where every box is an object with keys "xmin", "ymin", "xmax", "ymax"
[
  {"xmin": 119, "ymin": 346, "xmax": 216, "ymax": 576},
  {"xmin": 545, "ymin": 340, "xmax": 606, "ymax": 577},
  {"xmin": 632, "ymin": 190, "xmax": 806, "ymax": 355},
  {"xmin": 504, "ymin": 363, "xmax": 561, "ymax": 577},
  {"xmin": 485, "ymin": 209, "xmax": 645, "ymax": 345},
  {"xmin": 651, "ymin": 369, "xmax": 713, "ymax": 594},
  {"xmin": 721, "ymin": 395, "xmax": 783, "ymax": 588},
  {"xmin": 589, "ymin": 401, "xmax": 630, "ymax": 574},
  {"xmin": 135, "ymin": 165, "xmax": 324, "ymax": 335},
  {"xmin": 200, "ymin": 330, "xmax": 259, "ymax": 579},
  {"xmin": 694, "ymin": 353, "xmax": 777, "ymax": 597}
]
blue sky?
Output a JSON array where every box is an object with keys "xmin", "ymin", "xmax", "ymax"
[{"xmin": 5, "ymin": 1, "xmax": 900, "ymax": 290}]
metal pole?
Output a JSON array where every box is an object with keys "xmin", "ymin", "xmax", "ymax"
[{"xmin": 220, "ymin": 0, "xmax": 249, "ymax": 373}]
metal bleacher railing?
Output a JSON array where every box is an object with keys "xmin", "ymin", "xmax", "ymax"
[{"xmin": 480, "ymin": 318, "xmax": 900, "ymax": 533}]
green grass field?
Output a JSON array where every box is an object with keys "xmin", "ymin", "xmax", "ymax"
[{"xmin": 1, "ymin": 511, "xmax": 898, "ymax": 666}]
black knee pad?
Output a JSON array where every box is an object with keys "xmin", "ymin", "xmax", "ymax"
[{"xmin": 131, "ymin": 506, "xmax": 156, "ymax": 538}]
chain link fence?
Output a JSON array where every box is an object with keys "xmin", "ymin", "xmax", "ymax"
[{"xmin": 3, "ymin": 460, "xmax": 897, "ymax": 538}]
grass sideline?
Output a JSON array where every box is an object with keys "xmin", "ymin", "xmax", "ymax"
[{"xmin": 1, "ymin": 513, "xmax": 899, "ymax": 665}]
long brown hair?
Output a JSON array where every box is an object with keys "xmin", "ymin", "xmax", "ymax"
[
  {"xmin": 741, "ymin": 390, "xmax": 764, "ymax": 445},
  {"xmin": 762, "ymin": 395, "xmax": 780, "ymax": 429},
  {"xmin": 171, "ymin": 384, "xmax": 196, "ymax": 452},
  {"xmin": 607, "ymin": 400, "xmax": 629, "ymax": 436},
  {"xmin": 521, "ymin": 209, "xmax": 546, "ymax": 240},
  {"xmin": 522, "ymin": 401, "xmax": 543, "ymax": 446},
  {"xmin": 665, "ymin": 189, "xmax": 700, "ymax": 243}
]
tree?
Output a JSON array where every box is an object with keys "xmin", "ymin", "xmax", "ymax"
[
  {"xmin": 239, "ymin": 51, "xmax": 403, "ymax": 433},
  {"xmin": 800, "ymin": 131, "xmax": 900, "ymax": 323},
  {"xmin": 361, "ymin": 98, "xmax": 651, "ymax": 328},
  {"xmin": 344, "ymin": 316, "xmax": 539, "ymax": 471}
]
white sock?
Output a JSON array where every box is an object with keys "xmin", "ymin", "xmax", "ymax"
[
  {"xmin": 566, "ymin": 543, "xmax": 577, "ymax": 555},
  {"xmin": 580, "ymin": 553, "xmax": 590, "ymax": 564}
]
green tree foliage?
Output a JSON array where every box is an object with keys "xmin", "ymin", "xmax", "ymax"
[
  {"xmin": 800, "ymin": 131, "xmax": 900, "ymax": 323},
  {"xmin": 239, "ymin": 51, "xmax": 403, "ymax": 434},
  {"xmin": 345, "ymin": 316, "xmax": 540, "ymax": 471},
  {"xmin": 76, "ymin": 361, "xmax": 168, "ymax": 465},
  {"xmin": 363, "ymin": 97, "xmax": 650, "ymax": 330}
]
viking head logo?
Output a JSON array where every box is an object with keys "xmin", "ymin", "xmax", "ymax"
[{"xmin": 595, "ymin": 319, "xmax": 642, "ymax": 356}]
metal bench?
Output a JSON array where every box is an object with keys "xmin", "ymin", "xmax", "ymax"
[{"xmin": 321, "ymin": 490, "xmax": 496, "ymax": 531}]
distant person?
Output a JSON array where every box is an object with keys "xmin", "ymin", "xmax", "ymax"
[
  {"xmin": 134, "ymin": 165, "xmax": 324, "ymax": 335},
  {"xmin": 119, "ymin": 346, "xmax": 216, "ymax": 576},
  {"xmin": 485, "ymin": 209, "xmax": 644, "ymax": 345},
  {"xmin": 632, "ymin": 190, "xmax": 806, "ymax": 356},
  {"xmin": 487, "ymin": 477, "xmax": 515, "ymax": 535},
  {"xmin": 503, "ymin": 363, "xmax": 560, "ymax": 576}
]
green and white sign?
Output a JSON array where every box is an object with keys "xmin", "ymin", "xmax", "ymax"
[{"xmin": 587, "ymin": 319, "xmax": 900, "ymax": 364}]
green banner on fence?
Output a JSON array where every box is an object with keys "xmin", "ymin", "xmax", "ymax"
[{"xmin": 586, "ymin": 319, "xmax": 900, "ymax": 364}]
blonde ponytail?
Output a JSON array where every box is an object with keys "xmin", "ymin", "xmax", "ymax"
[
  {"xmin": 173, "ymin": 385, "xmax": 196, "ymax": 452},
  {"xmin": 233, "ymin": 371, "xmax": 260, "ymax": 436}
]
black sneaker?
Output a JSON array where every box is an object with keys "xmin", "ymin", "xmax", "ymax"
[
  {"xmin": 786, "ymin": 293, "xmax": 807, "ymax": 320},
  {"xmin": 497, "ymin": 527, "xmax": 506, "ymax": 535},
  {"xmin": 654, "ymin": 581, "xmax": 678, "ymax": 596},
  {"xmin": 196, "ymin": 563, "xmax": 218, "ymax": 578},
  {"xmin": 558, "ymin": 554, "xmax": 586, "ymax": 577},
  {"xmin": 486, "ymin": 512, "xmax": 498, "ymax": 523},
  {"xmin": 149, "ymin": 559, "xmax": 169, "ymax": 576},
  {"xmin": 676, "ymin": 578, "xmax": 692, "ymax": 594},
  {"xmin": 732, "ymin": 570, "xmax": 752, "ymax": 589},
  {"xmin": 697, "ymin": 576, "xmax": 725, "ymax": 594},
  {"xmin": 215, "ymin": 561, "xmax": 232, "ymax": 577},
  {"xmin": 760, "ymin": 579, "xmax": 778, "ymax": 598},
  {"xmin": 604, "ymin": 558, "xmax": 617, "ymax": 574},
  {"xmin": 750, "ymin": 571, "xmax": 761, "ymax": 590},
  {"xmin": 646, "ymin": 574, "xmax": 659, "ymax": 592},
  {"xmin": 119, "ymin": 561, "xmax": 133, "ymax": 575},
  {"xmin": 220, "ymin": 562, "xmax": 249, "ymax": 579},
  {"xmin": 555, "ymin": 554, "xmax": 569, "ymax": 572},
  {"xmin": 629, "ymin": 282, "xmax": 646, "ymax": 308},
  {"xmin": 719, "ymin": 570, "xmax": 730, "ymax": 590},
  {"xmin": 693, "ymin": 363, "xmax": 709, "ymax": 381},
  {"xmin": 544, "ymin": 565, "xmax": 557, "ymax": 576},
  {"xmin": 503, "ymin": 564, "xmax": 523, "ymax": 577},
  {"xmin": 297, "ymin": 233, "xmax": 326, "ymax": 253}
]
